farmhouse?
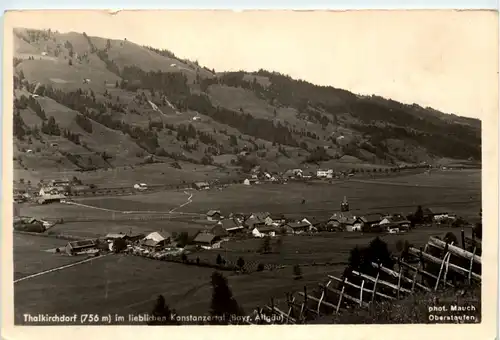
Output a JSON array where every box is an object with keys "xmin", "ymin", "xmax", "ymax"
[
  {"xmin": 192, "ymin": 232, "xmax": 220, "ymax": 249},
  {"xmin": 38, "ymin": 186, "xmax": 67, "ymax": 204},
  {"xmin": 433, "ymin": 212, "xmax": 449, "ymax": 221},
  {"xmin": 65, "ymin": 239, "xmax": 98, "ymax": 256},
  {"xmin": 218, "ymin": 219, "xmax": 245, "ymax": 234},
  {"xmin": 133, "ymin": 183, "xmax": 148, "ymax": 191},
  {"xmin": 50, "ymin": 179, "xmax": 71, "ymax": 187},
  {"xmin": 252, "ymin": 225, "xmax": 278, "ymax": 238},
  {"xmin": 360, "ymin": 213, "xmax": 385, "ymax": 230},
  {"xmin": 328, "ymin": 212, "xmax": 355, "ymax": 227},
  {"xmin": 283, "ymin": 169, "xmax": 303, "ymax": 179},
  {"xmin": 104, "ymin": 233, "xmax": 128, "ymax": 241},
  {"xmin": 13, "ymin": 217, "xmax": 46, "ymax": 233},
  {"xmin": 245, "ymin": 212, "xmax": 273, "ymax": 229},
  {"xmin": 193, "ymin": 182, "xmax": 210, "ymax": 190},
  {"xmin": 270, "ymin": 213, "xmax": 287, "ymax": 225},
  {"xmin": 379, "ymin": 215, "xmax": 411, "ymax": 230},
  {"xmin": 284, "ymin": 221, "xmax": 315, "ymax": 234},
  {"xmin": 206, "ymin": 210, "xmax": 222, "ymax": 221},
  {"xmin": 316, "ymin": 169, "xmax": 333, "ymax": 178},
  {"xmin": 139, "ymin": 231, "xmax": 172, "ymax": 251}
]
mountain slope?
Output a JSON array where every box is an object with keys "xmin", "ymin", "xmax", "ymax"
[{"xmin": 12, "ymin": 28, "xmax": 481, "ymax": 179}]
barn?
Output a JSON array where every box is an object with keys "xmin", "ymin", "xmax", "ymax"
[{"xmin": 65, "ymin": 239, "xmax": 98, "ymax": 256}]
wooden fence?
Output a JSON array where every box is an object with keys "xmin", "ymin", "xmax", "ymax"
[{"xmin": 238, "ymin": 232, "xmax": 482, "ymax": 325}]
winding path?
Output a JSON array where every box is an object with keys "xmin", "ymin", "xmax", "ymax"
[{"xmin": 62, "ymin": 191, "xmax": 196, "ymax": 216}]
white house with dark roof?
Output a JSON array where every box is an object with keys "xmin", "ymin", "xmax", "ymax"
[
  {"xmin": 140, "ymin": 231, "xmax": 172, "ymax": 250},
  {"xmin": 251, "ymin": 225, "xmax": 278, "ymax": 238},
  {"xmin": 206, "ymin": 210, "xmax": 222, "ymax": 221}
]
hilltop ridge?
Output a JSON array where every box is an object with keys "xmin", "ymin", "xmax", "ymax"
[{"xmin": 12, "ymin": 27, "xmax": 481, "ymax": 181}]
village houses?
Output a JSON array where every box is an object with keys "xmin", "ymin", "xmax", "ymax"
[{"xmin": 244, "ymin": 212, "xmax": 273, "ymax": 229}]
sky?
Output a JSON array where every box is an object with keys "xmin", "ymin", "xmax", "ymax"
[{"xmin": 5, "ymin": 10, "xmax": 499, "ymax": 119}]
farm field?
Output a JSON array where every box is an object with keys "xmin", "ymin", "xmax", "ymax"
[
  {"xmin": 14, "ymin": 226, "xmax": 466, "ymax": 325},
  {"xmin": 14, "ymin": 161, "xmax": 237, "ymax": 187},
  {"xmin": 46, "ymin": 219, "xmax": 209, "ymax": 239},
  {"xmin": 13, "ymin": 233, "xmax": 90, "ymax": 280},
  {"xmin": 13, "ymin": 170, "xmax": 481, "ymax": 324},
  {"xmin": 189, "ymin": 227, "xmax": 471, "ymax": 271},
  {"xmin": 43, "ymin": 169, "xmax": 480, "ymax": 221}
]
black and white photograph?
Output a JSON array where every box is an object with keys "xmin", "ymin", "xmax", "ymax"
[{"xmin": 1, "ymin": 9, "xmax": 498, "ymax": 337}]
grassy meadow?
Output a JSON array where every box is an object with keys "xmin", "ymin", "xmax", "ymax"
[{"xmin": 13, "ymin": 169, "xmax": 481, "ymax": 323}]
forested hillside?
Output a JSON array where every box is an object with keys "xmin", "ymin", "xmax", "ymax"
[{"xmin": 12, "ymin": 27, "xmax": 481, "ymax": 175}]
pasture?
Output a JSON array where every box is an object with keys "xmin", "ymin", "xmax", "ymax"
[
  {"xmin": 13, "ymin": 169, "xmax": 481, "ymax": 323},
  {"xmin": 13, "ymin": 233, "xmax": 85, "ymax": 280},
  {"xmin": 14, "ymin": 226, "xmax": 468, "ymax": 325}
]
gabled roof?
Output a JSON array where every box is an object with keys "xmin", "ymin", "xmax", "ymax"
[
  {"xmin": 144, "ymin": 231, "xmax": 171, "ymax": 243},
  {"xmin": 386, "ymin": 214, "xmax": 407, "ymax": 222},
  {"xmin": 68, "ymin": 239, "xmax": 97, "ymax": 249},
  {"xmin": 360, "ymin": 213, "xmax": 384, "ymax": 223},
  {"xmin": 270, "ymin": 213, "xmax": 286, "ymax": 220},
  {"xmin": 329, "ymin": 212, "xmax": 357, "ymax": 224},
  {"xmin": 286, "ymin": 221, "xmax": 312, "ymax": 229},
  {"xmin": 219, "ymin": 218, "xmax": 242, "ymax": 230},
  {"xmin": 422, "ymin": 208, "xmax": 434, "ymax": 215},
  {"xmin": 207, "ymin": 210, "xmax": 221, "ymax": 216},
  {"xmin": 248, "ymin": 212, "xmax": 270, "ymax": 220},
  {"xmin": 193, "ymin": 232, "xmax": 217, "ymax": 244},
  {"xmin": 105, "ymin": 233, "xmax": 127, "ymax": 239}
]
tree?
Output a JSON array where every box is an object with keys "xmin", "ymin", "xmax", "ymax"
[
  {"xmin": 216, "ymin": 254, "xmax": 223, "ymax": 266},
  {"xmin": 293, "ymin": 264, "xmax": 302, "ymax": 280},
  {"xmin": 148, "ymin": 295, "xmax": 178, "ymax": 325},
  {"xmin": 257, "ymin": 263, "xmax": 265, "ymax": 271},
  {"xmin": 113, "ymin": 238, "xmax": 127, "ymax": 253},
  {"xmin": 181, "ymin": 253, "xmax": 188, "ymax": 262},
  {"xmin": 236, "ymin": 257, "xmax": 245, "ymax": 271},
  {"xmin": 176, "ymin": 232, "xmax": 190, "ymax": 248},
  {"xmin": 209, "ymin": 271, "xmax": 243, "ymax": 324},
  {"xmin": 348, "ymin": 246, "xmax": 362, "ymax": 269},
  {"xmin": 414, "ymin": 205, "xmax": 424, "ymax": 224},
  {"xmin": 443, "ymin": 232, "xmax": 458, "ymax": 245}
]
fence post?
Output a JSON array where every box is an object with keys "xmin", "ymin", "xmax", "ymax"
[{"xmin": 461, "ymin": 229, "xmax": 465, "ymax": 249}]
